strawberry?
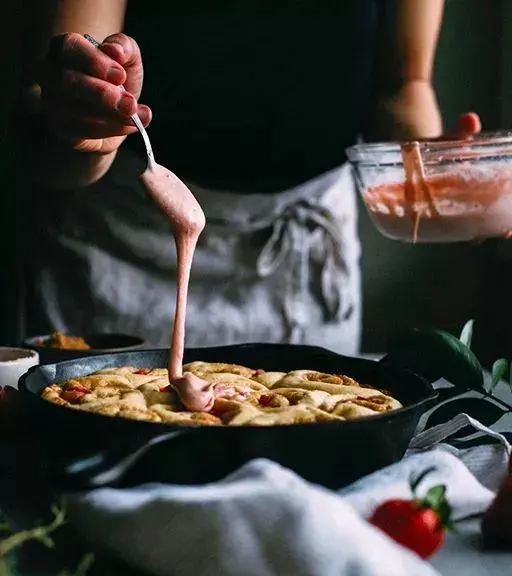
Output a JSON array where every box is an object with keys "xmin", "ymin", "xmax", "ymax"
[
  {"xmin": 65, "ymin": 384, "xmax": 89, "ymax": 394},
  {"xmin": 61, "ymin": 389, "xmax": 88, "ymax": 403},
  {"xmin": 369, "ymin": 467, "xmax": 452, "ymax": 559},
  {"xmin": 259, "ymin": 394, "xmax": 272, "ymax": 407},
  {"xmin": 481, "ymin": 474, "xmax": 512, "ymax": 549}
]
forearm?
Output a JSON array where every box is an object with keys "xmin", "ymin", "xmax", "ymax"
[
  {"xmin": 394, "ymin": 0, "xmax": 445, "ymax": 83},
  {"xmin": 371, "ymin": 0, "xmax": 445, "ymax": 92},
  {"xmin": 21, "ymin": 0, "xmax": 128, "ymax": 190},
  {"xmin": 363, "ymin": 0, "xmax": 445, "ymax": 141},
  {"xmin": 31, "ymin": 137, "xmax": 118, "ymax": 190}
]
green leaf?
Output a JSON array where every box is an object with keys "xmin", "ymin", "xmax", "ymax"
[
  {"xmin": 459, "ymin": 319, "xmax": 474, "ymax": 349},
  {"xmin": 419, "ymin": 484, "xmax": 453, "ymax": 529},
  {"xmin": 423, "ymin": 484, "xmax": 447, "ymax": 509},
  {"xmin": 381, "ymin": 327, "xmax": 485, "ymax": 391},
  {"xmin": 437, "ymin": 499, "xmax": 454, "ymax": 530},
  {"xmin": 491, "ymin": 358, "xmax": 509, "ymax": 391}
]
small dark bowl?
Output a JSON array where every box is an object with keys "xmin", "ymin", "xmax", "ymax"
[{"xmin": 22, "ymin": 333, "xmax": 147, "ymax": 364}]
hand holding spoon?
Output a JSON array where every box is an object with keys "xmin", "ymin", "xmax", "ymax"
[{"xmin": 84, "ymin": 35, "xmax": 214, "ymax": 412}]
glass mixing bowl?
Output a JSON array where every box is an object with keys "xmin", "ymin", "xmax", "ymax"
[{"xmin": 346, "ymin": 131, "xmax": 512, "ymax": 243}]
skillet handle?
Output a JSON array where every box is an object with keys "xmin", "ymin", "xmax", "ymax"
[{"xmin": 52, "ymin": 429, "xmax": 191, "ymax": 492}]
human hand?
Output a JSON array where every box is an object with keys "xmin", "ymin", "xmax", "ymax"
[
  {"xmin": 439, "ymin": 111, "xmax": 482, "ymax": 140},
  {"xmin": 369, "ymin": 80, "xmax": 481, "ymax": 143},
  {"xmin": 37, "ymin": 33, "xmax": 152, "ymax": 155}
]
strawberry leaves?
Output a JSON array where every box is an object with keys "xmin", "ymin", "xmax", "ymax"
[
  {"xmin": 419, "ymin": 485, "xmax": 453, "ymax": 530},
  {"xmin": 409, "ymin": 467, "xmax": 453, "ymax": 530}
]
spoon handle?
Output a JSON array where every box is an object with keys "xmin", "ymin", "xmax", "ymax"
[{"xmin": 83, "ymin": 33, "xmax": 157, "ymax": 170}]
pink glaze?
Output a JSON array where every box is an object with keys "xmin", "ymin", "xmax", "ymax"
[
  {"xmin": 363, "ymin": 145, "xmax": 512, "ymax": 243},
  {"xmin": 140, "ymin": 164, "xmax": 214, "ymax": 411},
  {"xmin": 172, "ymin": 373, "xmax": 215, "ymax": 412}
]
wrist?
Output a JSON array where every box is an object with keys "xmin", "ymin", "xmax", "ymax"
[
  {"xmin": 372, "ymin": 81, "xmax": 443, "ymax": 142},
  {"xmin": 27, "ymin": 114, "xmax": 119, "ymax": 189},
  {"xmin": 34, "ymin": 141, "xmax": 118, "ymax": 190}
]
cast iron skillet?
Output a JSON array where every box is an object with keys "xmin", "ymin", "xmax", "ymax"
[{"xmin": 18, "ymin": 344, "xmax": 437, "ymax": 492}]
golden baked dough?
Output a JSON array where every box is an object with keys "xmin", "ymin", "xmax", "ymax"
[{"xmin": 41, "ymin": 362, "xmax": 403, "ymax": 427}]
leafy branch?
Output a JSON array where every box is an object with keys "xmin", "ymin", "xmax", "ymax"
[
  {"xmin": 0, "ymin": 505, "xmax": 66, "ymax": 559},
  {"xmin": 59, "ymin": 553, "xmax": 96, "ymax": 576},
  {"xmin": 0, "ymin": 505, "xmax": 95, "ymax": 576},
  {"xmin": 381, "ymin": 318, "xmax": 512, "ymax": 433}
]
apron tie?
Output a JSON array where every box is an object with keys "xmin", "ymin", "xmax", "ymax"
[{"xmin": 255, "ymin": 199, "xmax": 352, "ymax": 342}]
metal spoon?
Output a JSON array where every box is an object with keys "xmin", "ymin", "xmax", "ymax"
[
  {"xmin": 83, "ymin": 34, "xmax": 156, "ymax": 171},
  {"xmin": 83, "ymin": 33, "xmax": 209, "ymax": 411}
]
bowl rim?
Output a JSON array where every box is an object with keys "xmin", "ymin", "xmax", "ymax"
[
  {"xmin": 0, "ymin": 347, "xmax": 40, "ymax": 363},
  {"xmin": 346, "ymin": 130, "xmax": 512, "ymax": 165}
]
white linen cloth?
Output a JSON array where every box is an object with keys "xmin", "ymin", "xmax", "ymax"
[{"xmin": 66, "ymin": 414, "xmax": 511, "ymax": 576}]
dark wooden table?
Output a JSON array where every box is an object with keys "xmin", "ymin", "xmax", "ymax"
[{"xmin": 0, "ymin": 386, "xmax": 148, "ymax": 576}]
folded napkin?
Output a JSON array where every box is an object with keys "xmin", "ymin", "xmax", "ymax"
[
  {"xmin": 69, "ymin": 459, "xmax": 444, "ymax": 576},
  {"xmin": 67, "ymin": 415, "xmax": 511, "ymax": 576}
]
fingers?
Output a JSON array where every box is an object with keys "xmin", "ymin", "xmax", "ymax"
[
  {"xmin": 41, "ymin": 95, "xmax": 153, "ymax": 143},
  {"xmin": 43, "ymin": 97, "xmax": 152, "ymax": 140},
  {"xmin": 47, "ymin": 33, "xmax": 126, "ymax": 85},
  {"xmin": 45, "ymin": 69, "xmax": 138, "ymax": 117},
  {"xmin": 49, "ymin": 114, "xmax": 139, "ymax": 140},
  {"xmin": 441, "ymin": 112, "xmax": 482, "ymax": 141},
  {"xmin": 100, "ymin": 33, "xmax": 144, "ymax": 97},
  {"xmin": 455, "ymin": 112, "xmax": 482, "ymax": 138},
  {"xmin": 40, "ymin": 32, "xmax": 150, "ymax": 146}
]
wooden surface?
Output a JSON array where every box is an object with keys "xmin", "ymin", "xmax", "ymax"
[
  {"xmin": 0, "ymin": 441, "xmax": 148, "ymax": 575},
  {"xmin": 0, "ymin": 387, "xmax": 147, "ymax": 575}
]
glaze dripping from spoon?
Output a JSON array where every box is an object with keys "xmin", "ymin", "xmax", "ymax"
[
  {"xmin": 140, "ymin": 166, "xmax": 215, "ymax": 412},
  {"xmin": 84, "ymin": 34, "xmax": 214, "ymax": 412}
]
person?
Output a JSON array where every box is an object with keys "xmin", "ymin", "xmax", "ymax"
[{"xmin": 21, "ymin": 1, "xmax": 480, "ymax": 354}]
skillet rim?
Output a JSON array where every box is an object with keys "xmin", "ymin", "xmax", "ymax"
[{"xmin": 18, "ymin": 343, "xmax": 438, "ymax": 432}]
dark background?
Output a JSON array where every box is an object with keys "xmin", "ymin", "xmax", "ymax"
[{"xmin": 1, "ymin": 0, "xmax": 511, "ymax": 363}]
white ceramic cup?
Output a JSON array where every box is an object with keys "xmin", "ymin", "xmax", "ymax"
[{"xmin": 0, "ymin": 347, "xmax": 40, "ymax": 390}]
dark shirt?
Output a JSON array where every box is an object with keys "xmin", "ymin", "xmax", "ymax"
[{"xmin": 124, "ymin": 2, "xmax": 382, "ymax": 192}]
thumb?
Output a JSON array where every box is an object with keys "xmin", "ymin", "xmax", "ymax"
[{"xmin": 443, "ymin": 112, "xmax": 482, "ymax": 140}]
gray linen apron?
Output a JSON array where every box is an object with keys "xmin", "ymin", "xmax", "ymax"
[{"xmin": 31, "ymin": 148, "xmax": 361, "ymax": 355}]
